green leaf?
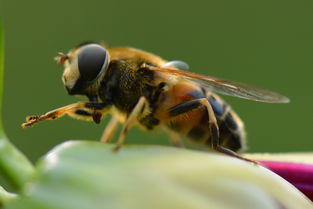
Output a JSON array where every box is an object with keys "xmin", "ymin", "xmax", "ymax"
[
  {"xmin": 0, "ymin": 186, "xmax": 17, "ymax": 206},
  {"xmin": 7, "ymin": 141, "xmax": 312, "ymax": 209},
  {"xmin": 0, "ymin": 20, "xmax": 4, "ymax": 133},
  {"xmin": 0, "ymin": 22, "xmax": 34, "ymax": 192}
]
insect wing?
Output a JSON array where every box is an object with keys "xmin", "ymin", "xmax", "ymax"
[{"xmin": 148, "ymin": 66, "xmax": 290, "ymax": 103}]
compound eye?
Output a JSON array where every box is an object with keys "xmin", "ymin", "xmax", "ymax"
[{"xmin": 77, "ymin": 44, "xmax": 108, "ymax": 82}]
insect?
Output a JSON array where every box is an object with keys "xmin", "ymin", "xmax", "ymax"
[{"xmin": 22, "ymin": 42, "xmax": 289, "ymax": 163}]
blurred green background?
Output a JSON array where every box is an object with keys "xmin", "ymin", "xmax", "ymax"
[{"xmin": 0, "ymin": 0, "xmax": 312, "ymax": 162}]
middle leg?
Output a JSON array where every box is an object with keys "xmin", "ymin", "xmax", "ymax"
[
  {"xmin": 100, "ymin": 115, "xmax": 120, "ymax": 143},
  {"xmin": 113, "ymin": 96, "xmax": 148, "ymax": 151}
]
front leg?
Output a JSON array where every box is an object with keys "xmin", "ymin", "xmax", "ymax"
[{"xmin": 22, "ymin": 102, "xmax": 111, "ymax": 128}]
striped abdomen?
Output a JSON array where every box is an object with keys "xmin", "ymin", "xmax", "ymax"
[
  {"xmin": 208, "ymin": 95, "xmax": 246, "ymax": 152},
  {"xmin": 158, "ymin": 81, "xmax": 246, "ymax": 153}
]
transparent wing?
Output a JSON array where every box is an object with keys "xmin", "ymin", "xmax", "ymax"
[
  {"xmin": 162, "ymin": 60, "xmax": 190, "ymax": 71},
  {"xmin": 148, "ymin": 66, "xmax": 290, "ymax": 103}
]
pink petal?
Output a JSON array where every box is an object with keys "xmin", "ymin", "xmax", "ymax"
[{"xmin": 260, "ymin": 161, "xmax": 313, "ymax": 201}]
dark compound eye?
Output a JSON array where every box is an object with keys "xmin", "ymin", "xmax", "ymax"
[{"xmin": 77, "ymin": 44, "xmax": 108, "ymax": 83}]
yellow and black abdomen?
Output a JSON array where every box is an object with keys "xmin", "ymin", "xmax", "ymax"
[
  {"xmin": 156, "ymin": 81, "xmax": 246, "ymax": 153},
  {"xmin": 208, "ymin": 95, "xmax": 246, "ymax": 152}
]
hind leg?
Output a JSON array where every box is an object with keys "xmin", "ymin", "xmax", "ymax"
[
  {"xmin": 168, "ymin": 98, "xmax": 256, "ymax": 163},
  {"xmin": 199, "ymin": 98, "xmax": 257, "ymax": 164}
]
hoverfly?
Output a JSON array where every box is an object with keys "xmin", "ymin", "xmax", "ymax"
[{"xmin": 22, "ymin": 42, "xmax": 289, "ymax": 163}]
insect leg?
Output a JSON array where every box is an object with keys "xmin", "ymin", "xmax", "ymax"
[
  {"xmin": 113, "ymin": 96, "xmax": 147, "ymax": 152},
  {"xmin": 169, "ymin": 131, "xmax": 184, "ymax": 147},
  {"xmin": 22, "ymin": 102, "xmax": 111, "ymax": 128},
  {"xmin": 169, "ymin": 98, "xmax": 256, "ymax": 163},
  {"xmin": 199, "ymin": 99, "xmax": 257, "ymax": 164},
  {"xmin": 67, "ymin": 109, "xmax": 94, "ymax": 121},
  {"xmin": 100, "ymin": 115, "xmax": 120, "ymax": 143},
  {"xmin": 68, "ymin": 109, "xmax": 120, "ymax": 143}
]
